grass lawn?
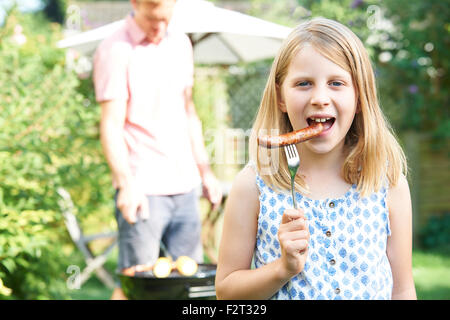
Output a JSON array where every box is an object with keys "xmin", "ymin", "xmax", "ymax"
[
  {"xmin": 68, "ymin": 248, "xmax": 117, "ymax": 300},
  {"xmin": 68, "ymin": 248, "xmax": 450, "ymax": 300},
  {"xmin": 412, "ymin": 249, "xmax": 450, "ymax": 300},
  {"xmin": 69, "ymin": 277, "xmax": 113, "ymax": 300}
]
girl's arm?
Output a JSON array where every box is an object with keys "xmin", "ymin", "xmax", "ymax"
[
  {"xmin": 215, "ymin": 166, "xmax": 309, "ymax": 299},
  {"xmin": 386, "ymin": 174, "xmax": 417, "ymax": 300}
]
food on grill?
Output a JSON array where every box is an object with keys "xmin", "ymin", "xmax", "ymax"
[
  {"xmin": 257, "ymin": 122, "xmax": 324, "ymax": 148},
  {"xmin": 121, "ymin": 256, "xmax": 199, "ymax": 278},
  {"xmin": 153, "ymin": 257, "xmax": 173, "ymax": 278},
  {"xmin": 176, "ymin": 256, "xmax": 198, "ymax": 276}
]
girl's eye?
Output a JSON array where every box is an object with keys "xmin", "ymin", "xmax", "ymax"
[
  {"xmin": 330, "ymin": 81, "xmax": 344, "ymax": 87},
  {"xmin": 296, "ymin": 81, "xmax": 310, "ymax": 87}
]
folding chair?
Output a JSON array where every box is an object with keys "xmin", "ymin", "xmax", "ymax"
[{"xmin": 57, "ymin": 187, "xmax": 117, "ymax": 289}]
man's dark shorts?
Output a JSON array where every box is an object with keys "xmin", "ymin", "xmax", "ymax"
[{"xmin": 114, "ymin": 188, "xmax": 203, "ymax": 272}]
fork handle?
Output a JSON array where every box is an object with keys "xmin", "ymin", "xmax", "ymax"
[{"xmin": 291, "ymin": 179, "xmax": 297, "ymax": 209}]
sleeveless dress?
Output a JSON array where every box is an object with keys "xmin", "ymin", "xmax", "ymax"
[{"xmin": 251, "ymin": 165, "xmax": 393, "ymax": 300}]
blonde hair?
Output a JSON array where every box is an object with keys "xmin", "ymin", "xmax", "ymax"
[{"xmin": 249, "ymin": 17, "xmax": 407, "ymax": 197}]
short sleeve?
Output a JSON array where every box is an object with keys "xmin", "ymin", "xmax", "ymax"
[{"xmin": 93, "ymin": 41, "xmax": 131, "ymax": 102}]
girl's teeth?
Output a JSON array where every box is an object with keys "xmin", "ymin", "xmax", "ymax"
[{"xmin": 311, "ymin": 117, "xmax": 331, "ymax": 122}]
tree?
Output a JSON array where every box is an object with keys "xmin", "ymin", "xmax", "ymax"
[{"xmin": 372, "ymin": 0, "xmax": 449, "ymax": 146}]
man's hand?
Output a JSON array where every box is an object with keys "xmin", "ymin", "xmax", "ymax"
[
  {"xmin": 116, "ymin": 184, "xmax": 150, "ymax": 224},
  {"xmin": 201, "ymin": 171, "xmax": 223, "ymax": 211}
]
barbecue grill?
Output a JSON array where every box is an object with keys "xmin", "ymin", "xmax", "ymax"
[
  {"xmin": 118, "ymin": 264, "xmax": 217, "ymax": 300},
  {"xmin": 117, "ymin": 188, "xmax": 229, "ymax": 300}
]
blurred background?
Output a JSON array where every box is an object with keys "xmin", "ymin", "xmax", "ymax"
[{"xmin": 0, "ymin": 0, "xmax": 448, "ymax": 299}]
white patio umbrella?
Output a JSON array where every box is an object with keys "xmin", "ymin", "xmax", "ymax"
[{"xmin": 57, "ymin": 0, "xmax": 292, "ymax": 64}]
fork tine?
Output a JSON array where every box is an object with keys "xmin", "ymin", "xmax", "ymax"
[
  {"xmin": 285, "ymin": 146, "xmax": 292, "ymax": 160},
  {"xmin": 287, "ymin": 144, "xmax": 292, "ymax": 157},
  {"xmin": 285, "ymin": 144, "xmax": 298, "ymax": 160}
]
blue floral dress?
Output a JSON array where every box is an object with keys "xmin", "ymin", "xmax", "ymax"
[{"xmin": 252, "ymin": 166, "xmax": 393, "ymax": 300}]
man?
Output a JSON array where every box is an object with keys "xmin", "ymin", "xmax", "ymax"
[{"xmin": 93, "ymin": 0, "xmax": 222, "ymax": 300}]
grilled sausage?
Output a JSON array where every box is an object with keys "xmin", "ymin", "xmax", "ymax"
[
  {"xmin": 257, "ymin": 122, "xmax": 324, "ymax": 148},
  {"xmin": 121, "ymin": 256, "xmax": 198, "ymax": 277}
]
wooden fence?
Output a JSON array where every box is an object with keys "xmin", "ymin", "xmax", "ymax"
[{"xmin": 402, "ymin": 132, "xmax": 450, "ymax": 245}]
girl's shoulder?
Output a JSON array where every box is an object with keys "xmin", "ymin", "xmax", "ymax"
[
  {"xmin": 224, "ymin": 164, "xmax": 260, "ymax": 220},
  {"xmin": 387, "ymin": 173, "xmax": 411, "ymax": 212},
  {"xmin": 231, "ymin": 163, "xmax": 259, "ymax": 197}
]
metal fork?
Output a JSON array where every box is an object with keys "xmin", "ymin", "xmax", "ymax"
[{"xmin": 284, "ymin": 144, "xmax": 300, "ymax": 209}]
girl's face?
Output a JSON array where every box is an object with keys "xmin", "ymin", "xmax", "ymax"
[{"xmin": 279, "ymin": 45, "xmax": 358, "ymax": 155}]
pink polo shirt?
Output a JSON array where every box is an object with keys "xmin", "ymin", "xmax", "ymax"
[{"xmin": 93, "ymin": 14, "xmax": 200, "ymax": 195}]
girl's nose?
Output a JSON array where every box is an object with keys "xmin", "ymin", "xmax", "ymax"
[{"xmin": 310, "ymin": 87, "xmax": 331, "ymax": 107}]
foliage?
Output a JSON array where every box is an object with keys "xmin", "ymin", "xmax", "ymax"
[
  {"xmin": 418, "ymin": 214, "xmax": 450, "ymax": 251},
  {"xmin": 365, "ymin": 0, "xmax": 449, "ymax": 148},
  {"xmin": 0, "ymin": 10, "xmax": 113, "ymax": 299},
  {"xmin": 246, "ymin": 0, "xmax": 310, "ymax": 27},
  {"xmin": 193, "ymin": 68, "xmax": 225, "ymax": 134}
]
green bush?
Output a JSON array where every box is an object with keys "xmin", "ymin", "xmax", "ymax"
[
  {"xmin": 418, "ymin": 213, "xmax": 450, "ymax": 252},
  {"xmin": 0, "ymin": 10, "xmax": 113, "ymax": 299}
]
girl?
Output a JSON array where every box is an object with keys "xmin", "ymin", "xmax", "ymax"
[{"xmin": 215, "ymin": 17, "xmax": 416, "ymax": 300}]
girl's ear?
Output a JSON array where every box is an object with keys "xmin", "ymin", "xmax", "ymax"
[{"xmin": 276, "ymin": 84, "xmax": 287, "ymax": 113}]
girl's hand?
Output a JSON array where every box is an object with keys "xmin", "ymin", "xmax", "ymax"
[{"xmin": 277, "ymin": 208, "xmax": 310, "ymax": 279}]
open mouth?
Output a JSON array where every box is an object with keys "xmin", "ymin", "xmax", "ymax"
[{"xmin": 307, "ymin": 117, "xmax": 335, "ymax": 131}]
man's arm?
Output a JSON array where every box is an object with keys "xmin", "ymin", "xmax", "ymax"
[
  {"xmin": 100, "ymin": 99, "xmax": 149, "ymax": 224},
  {"xmin": 184, "ymin": 87, "xmax": 222, "ymax": 209},
  {"xmin": 100, "ymin": 99, "xmax": 132, "ymax": 188}
]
